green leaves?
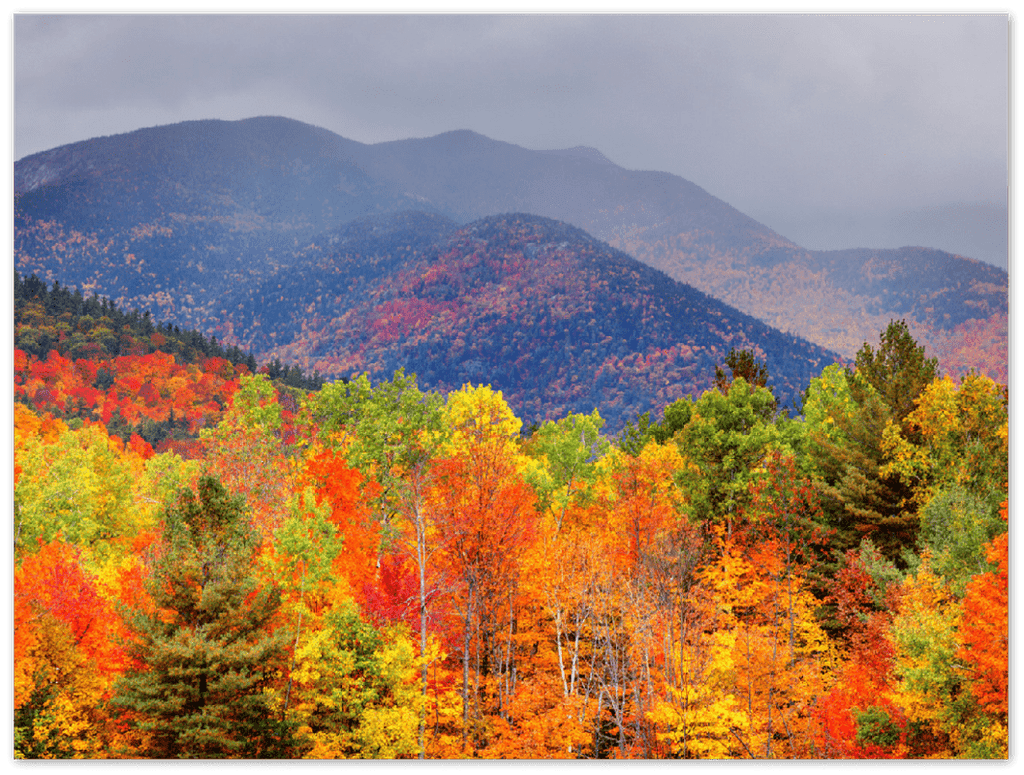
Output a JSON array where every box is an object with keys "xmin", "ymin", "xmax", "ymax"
[
  {"xmin": 673, "ymin": 378, "xmax": 787, "ymax": 525},
  {"xmin": 525, "ymin": 409, "xmax": 609, "ymax": 524},
  {"xmin": 855, "ymin": 706, "xmax": 902, "ymax": 749},
  {"xmin": 308, "ymin": 369, "xmax": 444, "ymax": 518},
  {"xmin": 14, "ymin": 421, "xmax": 147, "ymax": 564},
  {"xmin": 849, "ymin": 319, "xmax": 938, "ymax": 428},
  {"xmin": 112, "ymin": 476, "xmax": 291, "ymax": 758},
  {"xmin": 912, "ymin": 486, "xmax": 1005, "ymax": 597}
]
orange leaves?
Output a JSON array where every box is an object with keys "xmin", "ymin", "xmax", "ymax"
[
  {"xmin": 956, "ymin": 511, "xmax": 1008, "ymax": 718},
  {"xmin": 300, "ymin": 445, "xmax": 381, "ymax": 604},
  {"xmin": 600, "ymin": 443, "xmax": 683, "ymax": 571},
  {"xmin": 697, "ymin": 507, "xmax": 833, "ymax": 759},
  {"xmin": 14, "ymin": 538, "xmax": 130, "ymax": 709},
  {"xmin": 15, "ymin": 346, "xmax": 241, "ymax": 442},
  {"xmin": 485, "ymin": 678, "xmax": 591, "ymax": 759},
  {"xmin": 8, "ymin": 306, "xmax": 1008, "ymax": 759}
]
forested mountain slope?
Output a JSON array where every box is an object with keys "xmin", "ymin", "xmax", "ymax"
[
  {"xmin": 14, "ymin": 116, "xmax": 1006, "ymax": 389},
  {"xmin": 246, "ymin": 212, "xmax": 837, "ymax": 429}
]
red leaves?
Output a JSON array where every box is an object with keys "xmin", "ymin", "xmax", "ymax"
[
  {"xmin": 300, "ymin": 447, "xmax": 381, "ymax": 602},
  {"xmin": 14, "ymin": 539, "xmax": 130, "ymax": 687},
  {"xmin": 363, "ymin": 552, "xmax": 420, "ymax": 629},
  {"xmin": 956, "ymin": 503, "xmax": 1008, "ymax": 718},
  {"xmin": 15, "ymin": 347, "xmax": 241, "ymax": 440}
]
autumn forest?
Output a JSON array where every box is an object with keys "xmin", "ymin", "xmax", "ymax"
[
  {"xmin": 12, "ymin": 119, "xmax": 1009, "ymax": 760},
  {"xmin": 12, "ymin": 272, "xmax": 1008, "ymax": 759}
]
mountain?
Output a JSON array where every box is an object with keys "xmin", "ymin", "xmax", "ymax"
[
  {"xmin": 227, "ymin": 212, "xmax": 837, "ymax": 429},
  {"xmin": 334, "ymin": 124, "xmax": 1008, "ymax": 382},
  {"xmin": 13, "ymin": 117, "xmax": 419, "ymax": 322},
  {"xmin": 14, "ymin": 116, "xmax": 1006, "ymax": 405}
]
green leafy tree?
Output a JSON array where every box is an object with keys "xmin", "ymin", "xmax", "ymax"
[
  {"xmin": 880, "ymin": 372, "xmax": 1007, "ymax": 509},
  {"xmin": 525, "ymin": 409, "xmax": 609, "ymax": 532},
  {"xmin": 909, "ymin": 486, "xmax": 1006, "ymax": 597},
  {"xmin": 14, "ymin": 421, "xmax": 140, "ymax": 564},
  {"xmin": 673, "ymin": 378, "xmax": 788, "ymax": 529},
  {"xmin": 805, "ymin": 374, "xmax": 915, "ymax": 560},
  {"xmin": 111, "ymin": 476, "xmax": 294, "ymax": 758}
]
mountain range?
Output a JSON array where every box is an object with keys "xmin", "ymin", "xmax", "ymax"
[{"xmin": 13, "ymin": 116, "xmax": 1007, "ymax": 429}]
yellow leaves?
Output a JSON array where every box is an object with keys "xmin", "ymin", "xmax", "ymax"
[
  {"xmin": 442, "ymin": 383, "xmax": 522, "ymax": 450},
  {"xmin": 357, "ymin": 704, "xmax": 420, "ymax": 758},
  {"xmin": 882, "ymin": 372, "xmax": 1008, "ymax": 508},
  {"xmin": 292, "ymin": 628, "xmax": 353, "ymax": 692},
  {"xmin": 303, "ymin": 731, "xmax": 352, "ymax": 760},
  {"xmin": 284, "ymin": 604, "xmax": 426, "ymax": 759},
  {"xmin": 424, "ymin": 683, "xmax": 468, "ymax": 758},
  {"xmin": 650, "ymin": 692, "xmax": 746, "ymax": 759},
  {"xmin": 19, "ymin": 690, "xmax": 106, "ymax": 759},
  {"xmin": 889, "ymin": 557, "xmax": 962, "ymax": 733},
  {"xmin": 374, "ymin": 628, "xmax": 420, "ymax": 701},
  {"xmin": 14, "ymin": 419, "xmax": 152, "ymax": 565},
  {"xmin": 963, "ymin": 719, "xmax": 1008, "ymax": 759}
]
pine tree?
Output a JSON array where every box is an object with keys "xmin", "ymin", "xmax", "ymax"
[
  {"xmin": 111, "ymin": 476, "xmax": 295, "ymax": 758},
  {"xmin": 848, "ymin": 319, "xmax": 938, "ymax": 431},
  {"xmin": 714, "ymin": 348, "xmax": 773, "ymax": 396},
  {"xmin": 807, "ymin": 322, "xmax": 937, "ymax": 563}
]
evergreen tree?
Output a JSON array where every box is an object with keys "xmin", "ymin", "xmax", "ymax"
[
  {"xmin": 111, "ymin": 476, "xmax": 295, "ymax": 758},
  {"xmin": 806, "ymin": 322, "xmax": 937, "ymax": 564},
  {"xmin": 808, "ymin": 383, "xmax": 916, "ymax": 560},
  {"xmin": 848, "ymin": 319, "xmax": 938, "ymax": 431},
  {"xmin": 714, "ymin": 348, "xmax": 773, "ymax": 400}
]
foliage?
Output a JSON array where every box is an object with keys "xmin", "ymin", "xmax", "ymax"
[
  {"xmin": 11, "ymin": 309, "xmax": 1007, "ymax": 760},
  {"xmin": 14, "ymin": 538, "xmax": 128, "ymax": 758},
  {"xmin": 849, "ymin": 319, "xmax": 939, "ymax": 429},
  {"xmin": 910, "ymin": 486, "xmax": 1006, "ymax": 596},
  {"xmin": 805, "ymin": 337, "xmax": 923, "ymax": 564},
  {"xmin": 672, "ymin": 377, "xmax": 788, "ymax": 526},
  {"xmin": 953, "ymin": 503, "xmax": 1008, "ymax": 756},
  {"xmin": 881, "ymin": 372, "xmax": 1008, "ymax": 507},
  {"xmin": 110, "ymin": 477, "xmax": 293, "ymax": 758}
]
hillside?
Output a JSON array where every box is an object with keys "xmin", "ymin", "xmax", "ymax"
[
  {"xmin": 609, "ymin": 233, "xmax": 1009, "ymax": 383},
  {"xmin": 241, "ymin": 213, "xmax": 838, "ymax": 429},
  {"xmin": 14, "ymin": 202, "xmax": 840, "ymax": 433},
  {"xmin": 13, "ymin": 271, "xmax": 325, "ymax": 455},
  {"xmin": 341, "ymin": 127, "xmax": 1008, "ymax": 381},
  {"xmin": 14, "ymin": 116, "xmax": 1006, "ymax": 389}
]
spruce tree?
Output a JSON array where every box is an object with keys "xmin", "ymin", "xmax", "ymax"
[
  {"xmin": 848, "ymin": 318, "xmax": 939, "ymax": 430},
  {"xmin": 112, "ymin": 476, "xmax": 295, "ymax": 758},
  {"xmin": 809, "ymin": 321, "xmax": 938, "ymax": 563}
]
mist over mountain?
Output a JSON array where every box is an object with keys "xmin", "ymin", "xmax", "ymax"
[{"xmin": 14, "ymin": 116, "xmax": 1007, "ymax": 426}]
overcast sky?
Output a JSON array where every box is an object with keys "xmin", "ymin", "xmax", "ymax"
[{"xmin": 12, "ymin": 11, "xmax": 1010, "ymax": 268}]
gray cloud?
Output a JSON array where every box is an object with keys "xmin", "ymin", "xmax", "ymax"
[{"xmin": 13, "ymin": 13, "xmax": 1008, "ymax": 266}]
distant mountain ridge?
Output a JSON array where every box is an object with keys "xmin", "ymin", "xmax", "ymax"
[{"xmin": 14, "ymin": 115, "xmax": 1007, "ymax": 396}]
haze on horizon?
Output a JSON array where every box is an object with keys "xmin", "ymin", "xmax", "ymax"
[{"xmin": 13, "ymin": 13, "xmax": 1009, "ymax": 268}]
